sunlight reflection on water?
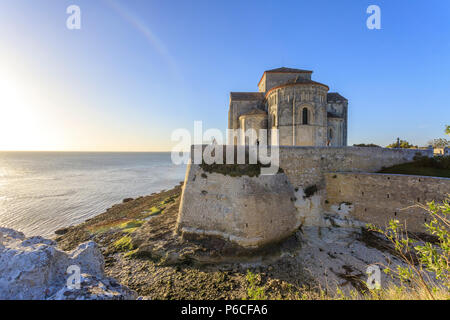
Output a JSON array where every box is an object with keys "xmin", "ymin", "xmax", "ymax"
[{"xmin": 0, "ymin": 152, "xmax": 186, "ymax": 237}]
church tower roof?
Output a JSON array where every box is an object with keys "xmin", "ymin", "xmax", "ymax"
[{"xmin": 264, "ymin": 67, "xmax": 313, "ymax": 74}]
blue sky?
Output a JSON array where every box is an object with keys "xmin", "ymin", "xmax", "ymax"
[{"xmin": 0, "ymin": 0, "xmax": 449, "ymax": 151}]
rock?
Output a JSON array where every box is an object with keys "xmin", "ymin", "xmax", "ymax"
[
  {"xmin": 54, "ymin": 228, "xmax": 69, "ymax": 235},
  {"xmin": 123, "ymin": 198, "xmax": 134, "ymax": 203},
  {"xmin": 49, "ymin": 274, "xmax": 137, "ymax": 300},
  {"xmin": 0, "ymin": 227, "xmax": 25, "ymax": 241},
  {"xmin": 70, "ymin": 242, "xmax": 105, "ymax": 278},
  {"xmin": 0, "ymin": 228, "xmax": 137, "ymax": 300}
]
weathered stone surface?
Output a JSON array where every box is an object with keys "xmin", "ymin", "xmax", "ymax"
[
  {"xmin": 0, "ymin": 228, "xmax": 136, "ymax": 300},
  {"xmin": 177, "ymin": 164, "xmax": 299, "ymax": 248},
  {"xmin": 279, "ymin": 146, "xmax": 432, "ymax": 189},
  {"xmin": 229, "ymin": 68, "xmax": 347, "ymax": 147},
  {"xmin": 187, "ymin": 145, "xmax": 433, "ymax": 228},
  {"xmin": 324, "ymin": 172, "xmax": 450, "ymax": 233},
  {"xmin": 49, "ymin": 273, "xmax": 137, "ymax": 300}
]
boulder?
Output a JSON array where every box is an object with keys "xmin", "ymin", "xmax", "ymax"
[
  {"xmin": 0, "ymin": 228, "xmax": 136, "ymax": 300},
  {"xmin": 49, "ymin": 274, "xmax": 137, "ymax": 300}
]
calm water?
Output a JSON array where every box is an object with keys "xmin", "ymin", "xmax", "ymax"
[{"xmin": 0, "ymin": 152, "xmax": 186, "ymax": 237}]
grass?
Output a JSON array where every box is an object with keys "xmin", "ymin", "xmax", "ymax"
[
  {"xmin": 378, "ymin": 163, "xmax": 450, "ymax": 178},
  {"xmin": 362, "ymin": 285, "xmax": 449, "ymax": 300},
  {"xmin": 245, "ymin": 271, "xmax": 267, "ymax": 300},
  {"xmin": 119, "ymin": 220, "xmax": 144, "ymax": 233},
  {"xmin": 378, "ymin": 155, "xmax": 450, "ymax": 178},
  {"xmin": 200, "ymin": 162, "xmax": 283, "ymax": 178},
  {"xmin": 161, "ymin": 195, "xmax": 177, "ymax": 205},
  {"xmin": 141, "ymin": 206, "xmax": 162, "ymax": 218},
  {"xmin": 87, "ymin": 219, "xmax": 129, "ymax": 234},
  {"xmin": 113, "ymin": 235, "xmax": 135, "ymax": 252}
]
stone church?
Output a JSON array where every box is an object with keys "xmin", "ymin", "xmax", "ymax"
[{"xmin": 228, "ymin": 67, "xmax": 348, "ymax": 146}]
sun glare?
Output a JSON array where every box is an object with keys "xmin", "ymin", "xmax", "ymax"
[{"xmin": 0, "ymin": 69, "xmax": 57, "ymax": 151}]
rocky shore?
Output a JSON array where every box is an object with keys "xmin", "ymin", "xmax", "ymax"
[
  {"xmin": 1, "ymin": 182, "xmax": 408, "ymax": 300},
  {"xmin": 0, "ymin": 228, "xmax": 136, "ymax": 300}
]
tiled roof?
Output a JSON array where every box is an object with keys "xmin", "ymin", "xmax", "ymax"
[
  {"xmin": 264, "ymin": 77, "xmax": 330, "ymax": 96},
  {"xmin": 283, "ymin": 76, "xmax": 326, "ymax": 86},
  {"xmin": 265, "ymin": 67, "xmax": 313, "ymax": 74},
  {"xmin": 230, "ymin": 92, "xmax": 265, "ymax": 101},
  {"xmin": 327, "ymin": 92, "xmax": 347, "ymax": 102}
]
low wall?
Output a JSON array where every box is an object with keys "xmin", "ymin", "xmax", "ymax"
[
  {"xmin": 324, "ymin": 172, "xmax": 450, "ymax": 233},
  {"xmin": 186, "ymin": 145, "xmax": 434, "ymax": 228},
  {"xmin": 190, "ymin": 145, "xmax": 432, "ymax": 189},
  {"xmin": 279, "ymin": 146, "xmax": 432, "ymax": 189}
]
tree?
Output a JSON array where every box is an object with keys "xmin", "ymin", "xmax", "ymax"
[
  {"xmin": 386, "ymin": 138, "xmax": 417, "ymax": 149},
  {"xmin": 428, "ymin": 138, "xmax": 450, "ymax": 149},
  {"xmin": 446, "ymin": 125, "xmax": 450, "ymax": 136}
]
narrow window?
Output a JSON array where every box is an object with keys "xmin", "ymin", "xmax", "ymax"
[
  {"xmin": 302, "ymin": 108, "xmax": 308, "ymax": 125},
  {"xmin": 329, "ymin": 128, "xmax": 333, "ymax": 140}
]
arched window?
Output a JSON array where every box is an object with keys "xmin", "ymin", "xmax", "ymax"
[{"xmin": 302, "ymin": 108, "xmax": 309, "ymax": 125}]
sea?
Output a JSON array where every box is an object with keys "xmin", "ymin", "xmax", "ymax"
[{"xmin": 0, "ymin": 152, "xmax": 186, "ymax": 237}]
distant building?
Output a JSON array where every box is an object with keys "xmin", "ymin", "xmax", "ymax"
[
  {"xmin": 228, "ymin": 67, "xmax": 348, "ymax": 146},
  {"xmin": 434, "ymin": 147, "xmax": 450, "ymax": 156}
]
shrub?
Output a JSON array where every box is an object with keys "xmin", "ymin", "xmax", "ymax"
[
  {"xmin": 386, "ymin": 139, "xmax": 417, "ymax": 149},
  {"xmin": 367, "ymin": 196, "xmax": 450, "ymax": 299},
  {"xmin": 353, "ymin": 143, "xmax": 381, "ymax": 148}
]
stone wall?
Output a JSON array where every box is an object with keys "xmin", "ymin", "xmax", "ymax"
[
  {"xmin": 266, "ymin": 85, "xmax": 329, "ymax": 147},
  {"xmin": 278, "ymin": 146, "xmax": 433, "ymax": 226},
  {"xmin": 176, "ymin": 163, "xmax": 299, "ymax": 248},
  {"xmin": 278, "ymin": 146, "xmax": 433, "ymax": 189},
  {"xmin": 324, "ymin": 172, "xmax": 450, "ymax": 233},
  {"xmin": 180, "ymin": 145, "xmax": 436, "ymax": 246}
]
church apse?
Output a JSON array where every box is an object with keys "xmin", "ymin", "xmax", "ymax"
[{"xmin": 228, "ymin": 67, "xmax": 348, "ymax": 147}]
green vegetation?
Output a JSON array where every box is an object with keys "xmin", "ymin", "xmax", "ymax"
[
  {"xmin": 428, "ymin": 138, "xmax": 450, "ymax": 148},
  {"xmin": 245, "ymin": 271, "xmax": 267, "ymax": 300},
  {"xmin": 142, "ymin": 206, "xmax": 162, "ymax": 217},
  {"xmin": 119, "ymin": 220, "xmax": 144, "ymax": 233},
  {"xmin": 378, "ymin": 155, "xmax": 450, "ymax": 178},
  {"xmin": 353, "ymin": 143, "xmax": 381, "ymax": 148},
  {"xmin": 113, "ymin": 235, "xmax": 135, "ymax": 252},
  {"xmin": 200, "ymin": 162, "xmax": 282, "ymax": 178},
  {"xmin": 161, "ymin": 195, "xmax": 177, "ymax": 205},
  {"xmin": 88, "ymin": 218, "xmax": 147, "ymax": 235},
  {"xmin": 446, "ymin": 125, "xmax": 450, "ymax": 136},
  {"xmin": 366, "ymin": 196, "xmax": 450, "ymax": 300},
  {"xmin": 87, "ymin": 220, "xmax": 126, "ymax": 234},
  {"xmin": 124, "ymin": 248, "xmax": 140, "ymax": 258},
  {"xmin": 386, "ymin": 138, "xmax": 418, "ymax": 149}
]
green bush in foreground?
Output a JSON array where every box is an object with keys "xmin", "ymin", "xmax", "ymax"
[{"xmin": 367, "ymin": 196, "xmax": 449, "ymax": 300}]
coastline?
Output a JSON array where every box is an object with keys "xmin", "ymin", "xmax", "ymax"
[
  {"xmin": 53, "ymin": 182, "xmax": 316, "ymax": 299},
  {"xmin": 52, "ymin": 182, "xmax": 408, "ymax": 300}
]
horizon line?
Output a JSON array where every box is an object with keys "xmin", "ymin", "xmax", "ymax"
[{"xmin": 0, "ymin": 150, "xmax": 174, "ymax": 153}]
